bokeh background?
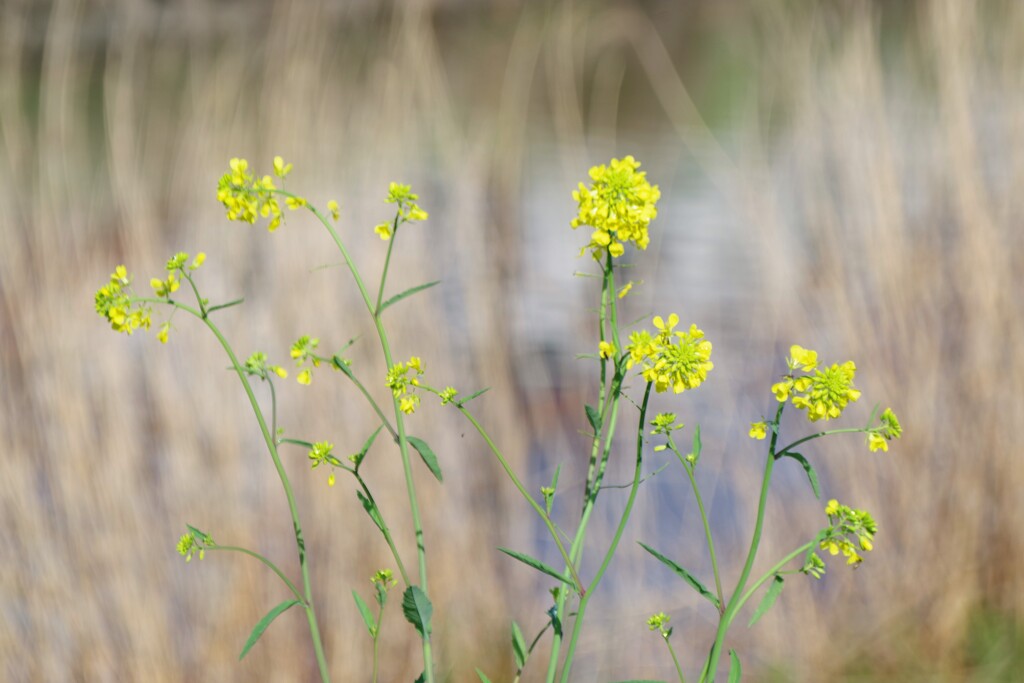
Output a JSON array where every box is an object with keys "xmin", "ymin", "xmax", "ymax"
[{"xmin": 2, "ymin": 0, "xmax": 1023, "ymax": 680}]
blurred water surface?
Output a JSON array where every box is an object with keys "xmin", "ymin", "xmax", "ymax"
[{"xmin": 2, "ymin": 1, "xmax": 1023, "ymax": 681}]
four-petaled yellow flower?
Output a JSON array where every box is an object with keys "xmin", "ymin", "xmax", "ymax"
[
  {"xmin": 749, "ymin": 421, "xmax": 768, "ymax": 440},
  {"xmin": 598, "ymin": 341, "xmax": 616, "ymax": 359}
]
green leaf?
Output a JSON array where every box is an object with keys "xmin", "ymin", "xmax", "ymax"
[
  {"xmin": 691, "ymin": 424, "xmax": 703, "ymax": 464},
  {"xmin": 475, "ymin": 669, "xmax": 494, "ymax": 683},
  {"xmin": 379, "ymin": 280, "xmax": 441, "ymax": 313},
  {"xmin": 748, "ymin": 575, "xmax": 785, "ymax": 627},
  {"xmin": 498, "ymin": 547, "xmax": 571, "ymax": 586},
  {"xmin": 456, "ymin": 387, "xmax": 490, "ymax": 406},
  {"xmin": 238, "ymin": 599, "xmax": 301, "ymax": 660},
  {"xmin": 352, "ymin": 425, "xmax": 384, "ymax": 468},
  {"xmin": 279, "ymin": 437, "xmax": 314, "ymax": 449},
  {"xmin": 778, "ymin": 451, "xmax": 820, "ymax": 499},
  {"xmin": 357, "ymin": 490, "xmax": 385, "ymax": 532},
  {"xmin": 352, "ymin": 590, "xmax": 377, "ymax": 637},
  {"xmin": 550, "ymin": 464, "xmax": 562, "ymax": 492},
  {"xmin": 206, "ymin": 298, "xmax": 245, "ymax": 314},
  {"xmin": 728, "ymin": 649, "xmax": 742, "ymax": 682},
  {"xmin": 638, "ymin": 542, "xmax": 720, "ymax": 610},
  {"xmin": 401, "ymin": 585, "xmax": 433, "ymax": 637},
  {"xmin": 511, "ymin": 620, "xmax": 527, "ymax": 669},
  {"xmin": 585, "ymin": 404, "xmax": 601, "ymax": 434},
  {"xmin": 407, "ymin": 436, "xmax": 443, "ymax": 483},
  {"xmin": 332, "ymin": 355, "xmax": 354, "ymax": 378}
]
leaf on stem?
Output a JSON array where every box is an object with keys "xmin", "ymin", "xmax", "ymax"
[
  {"xmin": 748, "ymin": 575, "xmax": 785, "ymax": 627},
  {"xmin": 585, "ymin": 404, "xmax": 601, "ymax": 434},
  {"xmin": 352, "ymin": 590, "xmax": 377, "ymax": 637},
  {"xmin": 456, "ymin": 387, "xmax": 490, "ymax": 406},
  {"xmin": 497, "ymin": 547, "xmax": 572, "ymax": 586},
  {"xmin": 357, "ymin": 490, "xmax": 386, "ymax": 532},
  {"xmin": 238, "ymin": 599, "xmax": 301, "ymax": 660},
  {"xmin": 379, "ymin": 280, "xmax": 441, "ymax": 314},
  {"xmin": 777, "ymin": 451, "xmax": 820, "ymax": 499},
  {"xmin": 407, "ymin": 436, "xmax": 443, "ymax": 483},
  {"xmin": 279, "ymin": 437, "xmax": 314, "ymax": 449},
  {"xmin": 638, "ymin": 542, "xmax": 721, "ymax": 610},
  {"xmin": 401, "ymin": 585, "xmax": 433, "ymax": 637},
  {"xmin": 690, "ymin": 424, "xmax": 702, "ymax": 464},
  {"xmin": 511, "ymin": 620, "xmax": 527, "ymax": 670},
  {"xmin": 205, "ymin": 298, "xmax": 245, "ymax": 314},
  {"xmin": 354, "ymin": 425, "xmax": 384, "ymax": 467},
  {"xmin": 475, "ymin": 669, "xmax": 494, "ymax": 683},
  {"xmin": 728, "ymin": 649, "xmax": 742, "ymax": 682}
]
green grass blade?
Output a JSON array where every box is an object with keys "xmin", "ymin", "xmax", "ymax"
[{"xmin": 238, "ymin": 599, "xmax": 301, "ymax": 660}]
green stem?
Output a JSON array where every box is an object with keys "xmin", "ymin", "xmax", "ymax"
[
  {"xmin": 775, "ymin": 427, "xmax": 866, "ymax": 458},
  {"xmin": 700, "ymin": 401, "xmax": 786, "ymax": 683},
  {"xmin": 207, "ymin": 545, "xmax": 305, "ymax": 604},
  {"xmin": 334, "ymin": 362, "xmax": 398, "ymax": 441},
  {"xmin": 374, "ymin": 216, "xmax": 401, "ymax": 314},
  {"xmin": 670, "ymin": 440, "xmax": 724, "ymax": 612},
  {"xmin": 456, "ymin": 405, "xmax": 585, "ymax": 595},
  {"xmin": 372, "ymin": 599, "xmax": 386, "ymax": 683},
  {"xmin": 663, "ymin": 635, "xmax": 686, "ymax": 683},
  {"xmin": 353, "ymin": 472, "xmax": 412, "ymax": 587},
  {"xmin": 730, "ymin": 542, "xmax": 813, "ymax": 620},
  {"xmin": 559, "ymin": 382, "xmax": 652, "ymax": 683}
]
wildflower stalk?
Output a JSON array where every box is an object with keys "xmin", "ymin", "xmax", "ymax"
[
  {"xmin": 730, "ymin": 541, "xmax": 814, "ymax": 619},
  {"xmin": 700, "ymin": 401, "xmax": 785, "ymax": 683},
  {"xmin": 134, "ymin": 296, "xmax": 331, "ymax": 682},
  {"xmin": 283, "ymin": 194, "xmax": 435, "ymax": 683},
  {"xmin": 775, "ymin": 427, "xmax": 868, "ymax": 459},
  {"xmin": 558, "ymin": 381, "xmax": 653, "ymax": 683},
  {"xmin": 664, "ymin": 636, "xmax": 686, "ymax": 683}
]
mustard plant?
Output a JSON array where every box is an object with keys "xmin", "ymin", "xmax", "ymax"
[{"xmin": 95, "ymin": 155, "xmax": 901, "ymax": 682}]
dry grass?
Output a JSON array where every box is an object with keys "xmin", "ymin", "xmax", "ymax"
[{"xmin": 1, "ymin": 0, "xmax": 1021, "ymax": 680}]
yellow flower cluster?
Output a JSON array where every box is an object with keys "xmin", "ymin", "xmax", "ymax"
[
  {"xmin": 308, "ymin": 441, "xmax": 341, "ymax": 486},
  {"xmin": 646, "ymin": 612, "xmax": 671, "ymax": 634},
  {"xmin": 571, "ymin": 156, "xmax": 660, "ymax": 259},
  {"xmin": 386, "ymin": 356, "xmax": 425, "ymax": 414},
  {"xmin": 626, "ymin": 314, "xmax": 714, "ymax": 394},
  {"xmin": 771, "ymin": 345, "xmax": 861, "ymax": 422},
  {"xmin": 176, "ymin": 528, "xmax": 214, "ymax": 563},
  {"xmin": 375, "ymin": 182, "xmax": 429, "ymax": 240},
  {"xmin": 94, "ymin": 266, "xmax": 152, "ymax": 335},
  {"xmin": 867, "ymin": 407, "xmax": 903, "ymax": 452},
  {"xmin": 243, "ymin": 351, "xmax": 288, "ymax": 381},
  {"xmin": 290, "ymin": 335, "xmax": 321, "ymax": 385},
  {"xmin": 820, "ymin": 499, "xmax": 877, "ymax": 566}
]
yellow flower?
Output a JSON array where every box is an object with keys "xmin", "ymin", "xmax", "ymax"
[
  {"xmin": 374, "ymin": 222, "xmax": 392, "ymax": 240},
  {"xmin": 571, "ymin": 156, "xmax": 660, "ymax": 259},
  {"xmin": 788, "ymin": 345, "xmax": 819, "ymax": 371},
  {"xmin": 273, "ymin": 155, "xmax": 293, "ymax": 178},
  {"xmin": 867, "ymin": 433, "xmax": 888, "ymax": 452},
  {"xmin": 399, "ymin": 395, "xmax": 419, "ymax": 414},
  {"xmin": 157, "ymin": 322, "xmax": 170, "ymax": 344},
  {"xmin": 190, "ymin": 253, "xmax": 206, "ymax": 271},
  {"xmin": 797, "ymin": 361, "xmax": 861, "ymax": 422},
  {"xmin": 327, "ymin": 200, "xmax": 340, "ymax": 220},
  {"xmin": 749, "ymin": 421, "xmax": 768, "ymax": 440},
  {"xmin": 598, "ymin": 341, "xmax": 616, "ymax": 359},
  {"xmin": 285, "ymin": 196, "xmax": 308, "ymax": 210},
  {"xmin": 297, "ymin": 369, "xmax": 312, "ymax": 385},
  {"xmin": 771, "ymin": 379, "xmax": 793, "ymax": 402},
  {"xmin": 617, "ymin": 281, "xmax": 635, "ymax": 299}
]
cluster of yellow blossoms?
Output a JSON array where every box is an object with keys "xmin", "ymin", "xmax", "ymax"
[
  {"xmin": 867, "ymin": 408, "xmax": 902, "ymax": 452},
  {"xmin": 803, "ymin": 500, "xmax": 878, "ymax": 576},
  {"xmin": 176, "ymin": 528, "xmax": 214, "ymax": 563},
  {"xmin": 571, "ymin": 156, "xmax": 660, "ymax": 259},
  {"xmin": 308, "ymin": 441, "xmax": 341, "ymax": 487},
  {"xmin": 386, "ymin": 356, "xmax": 425, "ymax": 414},
  {"xmin": 290, "ymin": 335, "xmax": 321, "ymax": 385},
  {"xmin": 374, "ymin": 182, "xmax": 429, "ymax": 240},
  {"xmin": 95, "ymin": 265, "xmax": 151, "ymax": 335},
  {"xmin": 626, "ymin": 314, "xmax": 714, "ymax": 394},
  {"xmin": 771, "ymin": 345, "xmax": 861, "ymax": 422},
  {"xmin": 216, "ymin": 156, "xmax": 314, "ymax": 232},
  {"xmin": 243, "ymin": 351, "xmax": 288, "ymax": 381}
]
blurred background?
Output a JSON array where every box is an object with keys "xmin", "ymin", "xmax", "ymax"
[{"xmin": 2, "ymin": 0, "xmax": 1023, "ymax": 680}]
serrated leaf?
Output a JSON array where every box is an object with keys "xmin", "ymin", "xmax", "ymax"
[
  {"xmin": 511, "ymin": 620, "xmax": 527, "ymax": 670},
  {"xmin": 407, "ymin": 436, "xmax": 443, "ymax": 483},
  {"xmin": 456, "ymin": 387, "xmax": 490, "ymax": 406},
  {"xmin": 206, "ymin": 298, "xmax": 245, "ymax": 314},
  {"xmin": 748, "ymin": 575, "xmax": 785, "ymax": 627},
  {"xmin": 585, "ymin": 404, "xmax": 601, "ymax": 434},
  {"xmin": 779, "ymin": 451, "xmax": 820, "ymax": 499},
  {"xmin": 401, "ymin": 585, "xmax": 433, "ymax": 637},
  {"xmin": 238, "ymin": 599, "xmax": 301, "ymax": 660},
  {"xmin": 475, "ymin": 669, "xmax": 494, "ymax": 683},
  {"xmin": 728, "ymin": 649, "xmax": 742, "ymax": 682},
  {"xmin": 638, "ymin": 542, "xmax": 720, "ymax": 609},
  {"xmin": 352, "ymin": 590, "xmax": 377, "ymax": 637},
  {"xmin": 379, "ymin": 280, "xmax": 441, "ymax": 313},
  {"xmin": 498, "ymin": 547, "xmax": 571, "ymax": 586},
  {"xmin": 357, "ymin": 490, "xmax": 385, "ymax": 532},
  {"xmin": 691, "ymin": 424, "xmax": 703, "ymax": 464}
]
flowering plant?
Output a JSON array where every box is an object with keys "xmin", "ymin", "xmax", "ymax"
[{"xmin": 96, "ymin": 155, "xmax": 901, "ymax": 682}]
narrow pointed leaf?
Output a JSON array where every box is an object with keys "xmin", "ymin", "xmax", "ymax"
[
  {"xmin": 638, "ymin": 542, "xmax": 720, "ymax": 609},
  {"xmin": 332, "ymin": 355, "xmax": 354, "ymax": 378},
  {"xmin": 352, "ymin": 590, "xmax": 377, "ymax": 637},
  {"xmin": 748, "ymin": 575, "xmax": 785, "ymax": 627},
  {"xmin": 407, "ymin": 436, "xmax": 443, "ymax": 483},
  {"xmin": 550, "ymin": 464, "xmax": 562, "ymax": 491},
  {"xmin": 728, "ymin": 649, "xmax": 742, "ymax": 682},
  {"xmin": 379, "ymin": 280, "xmax": 441, "ymax": 313},
  {"xmin": 456, "ymin": 387, "xmax": 490, "ymax": 406},
  {"xmin": 498, "ymin": 547, "xmax": 571, "ymax": 586},
  {"xmin": 279, "ymin": 437, "xmax": 314, "ymax": 450},
  {"xmin": 511, "ymin": 620, "xmax": 527, "ymax": 669},
  {"xmin": 475, "ymin": 670, "xmax": 494, "ymax": 683},
  {"xmin": 779, "ymin": 451, "xmax": 820, "ymax": 499},
  {"xmin": 585, "ymin": 404, "xmax": 601, "ymax": 434},
  {"xmin": 238, "ymin": 599, "xmax": 301, "ymax": 660},
  {"xmin": 206, "ymin": 298, "xmax": 245, "ymax": 314},
  {"xmin": 357, "ymin": 490, "xmax": 385, "ymax": 532},
  {"xmin": 691, "ymin": 424, "xmax": 702, "ymax": 464},
  {"xmin": 401, "ymin": 585, "xmax": 433, "ymax": 637}
]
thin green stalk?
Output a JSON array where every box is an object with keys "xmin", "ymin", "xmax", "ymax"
[
  {"xmin": 373, "ymin": 216, "xmax": 400, "ymax": 314},
  {"xmin": 559, "ymin": 382, "xmax": 653, "ymax": 683},
  {"xmin": 352, "ymin": 472, "xmax": 412, "ymax": 587},
  {"xmin": 140, "ymin": 297, "xmax": 331, "ymax": 682},
  {"xmin": 775, "ymin": 427, "xmax": 866, "ymax": 458},
  {"xmin": 207, "ymin": 545, "xmax": 305, "ymax": 604},
  {"xmin": 730, "ymin": 542, "xmax": 813, "ymax": 618},
  {"xmin": 372, "ymin": 598, "xmax": 387, "ymax": 683},
  {"xmin": 669, "ymin": 439, "xmax": 724, "ymax": 611},
  {"xmin": 700, "ymin": 401, "xmax": 786, "ymax": 683},
  {"xmin": 663, "ymin": 635, "xmax": 686, "ymax": 683},
  {"xmin": 334, "ymin": 362, "xmax": 398, "ymax": 441},
  {"xmin": 456, "ymin": 405, "xmax": 585, "ymax": 596}
]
